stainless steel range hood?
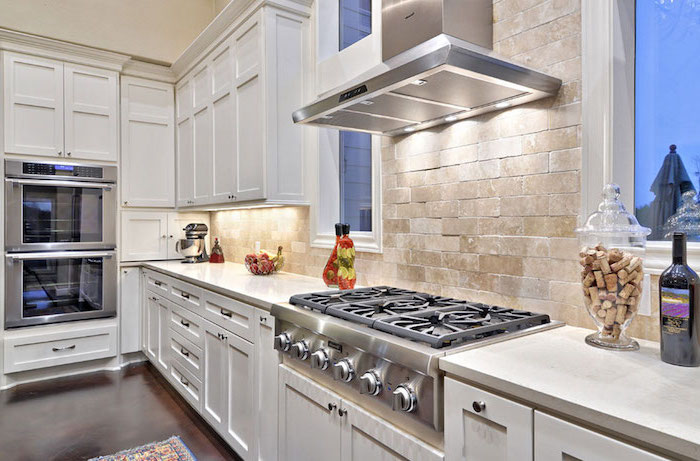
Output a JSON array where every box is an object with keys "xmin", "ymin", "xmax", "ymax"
[{"xmin": 293, "ymin": 0, "xmax": 562, "ymax": 137}]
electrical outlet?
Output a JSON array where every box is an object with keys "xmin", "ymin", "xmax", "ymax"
[{"xmin": 639, "ymin": 274, "xmax": 652, "ymax": 316}]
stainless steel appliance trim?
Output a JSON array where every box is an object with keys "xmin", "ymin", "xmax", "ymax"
[
  {"xmin": 4, "ymin": 159, "xmax": 117, "ymax": 183},
  {"xmin": 271, "ymin": 303, "xmax": 444, "ymax": 377},
  {"xmin": 4, "ymin": 250, "xmax": 118, "ymax": 329},
  {"xmin": 7, "ymin": 251, "xmax": 115, "ymax": 260},
  {"xmin": 5, "ymin": 178, "xmax": 114, "ymax": 189},
  {"xmin": 4, "ymin": 171, "xmax": 118, "ymax": 252}
]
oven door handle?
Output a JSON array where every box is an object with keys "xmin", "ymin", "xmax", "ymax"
[
  {"xmin": 5, "ymin": 178, "xmax": 114, "ymax": 190},
  {"xmin": 7, "ymin": 251, "xmax": 115, "ymax": 261}
]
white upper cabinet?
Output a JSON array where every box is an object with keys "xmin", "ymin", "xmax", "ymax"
[
  {"xmin": 3, "ymin": 52, "xmax": 64, "ymax": 157},
  {"xmin": 120, "ymin": 77, "xmax": 175, "ymax": 207},
  {"xmin": 175, "ymin": 5, "xmax": 310, "ymax": 208},
  {"xmin": 64, "ymin": 63, "xmax": 118, "ymax": 161},
  {"xmin": 3, "ymin": 51, "xmax": 118, "ymax": 161}
]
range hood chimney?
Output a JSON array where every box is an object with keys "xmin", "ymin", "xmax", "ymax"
[{"xmin": 293, "ymin": 0, "xmax": 562, "ymax": 136}]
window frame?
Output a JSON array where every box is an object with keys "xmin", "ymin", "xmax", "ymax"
[
  {"xmin": 581, "ymin": 0, "xmax": 698, "ymax": 274},
  {"xmin": 309, "ymin": 1, "xmax": 383, "ymax": 253}
]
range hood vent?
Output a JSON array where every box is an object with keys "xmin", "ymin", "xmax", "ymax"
[{"xmin": 293, "ymin": 1, "xmax": 561, "ymax": 136}]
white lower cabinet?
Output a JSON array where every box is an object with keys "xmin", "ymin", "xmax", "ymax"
[
  {"xmin": 255, "ymin": 311, "xmax": 278, "ymax": 461},
  {"xmin": 120, "ymin": 267, "xmax": 142, "ymax": 354},
  {"xmin": 279, "ymin": 365, "xmax": 443, "ymax": 461},
  {"xmin": 144, "ymin": 291, "xmax": 169, "ymax": 373},
  {"xmin": 534, "ymin": 412, "xmax": 669, "ymax": 461},
  {"xmin": 444, "ymin": 377, "xmax": 533, "ymax": 461}
]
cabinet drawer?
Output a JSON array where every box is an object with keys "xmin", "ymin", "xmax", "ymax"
[
  {"xmin": 169, "ymin": 305, "xmax": 204, "ymax": 348},
  {"xmin": 168, "ymin": 278, "xmax": 203, "ymax": 313},
  {"xmin": 144, "ymin": 271, "xmax": 170, "ymax": 297},
  {"xmin": 202, "ymin": 290, "xmax": 255, "ymax": 341},
  {"xmin": 169, "ymin": 330, "xmax": 203, "ymax": 380},
  {"xmin": 169, "ymin": 359, "xmax": 202, "ymax": 412},
  {"xmin": 4, "ymin": 323, "xmax": 117, "ymax": 373}
]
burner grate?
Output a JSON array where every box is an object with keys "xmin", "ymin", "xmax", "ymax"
[
  {"xmin": 326, "ymin": 295, "xmax": 467, "ymax": 325},
  {"xmin": 374, "ymin": 305, "xmax": 551, "ymax": 348},
  {"xmin": 289, "ymin": 286, "xmax": 416, "ymax": 313}
]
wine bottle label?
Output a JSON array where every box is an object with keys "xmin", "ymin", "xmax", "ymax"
[{"xmin": 661, "ymin": 287, "xmax": 690, "ymax": 334}]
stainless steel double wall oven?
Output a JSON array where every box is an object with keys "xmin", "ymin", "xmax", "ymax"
[{"xmin": 4, "ymin": 159, "xmax": 118, "ymax": 328}]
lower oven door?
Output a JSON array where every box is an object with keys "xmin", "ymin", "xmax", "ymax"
[{"xmin": 5, "ymin": 250, "xmax": 117, "ymax": 328}]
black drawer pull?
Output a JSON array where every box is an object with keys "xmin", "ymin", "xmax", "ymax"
[
  {"xmin": 180, "ymin": 347, "xmax": 190, "ymax": 357},
  {"xmin": 154, "ymin": 281, "xmax": 162, "ymax": 287},
  {"xmin": 181, "ymin": 292, "xmax": 190, "ymax": 299},
  {"xmin": 180, "ymin": 319, "xmax": 190, "ymax": 328},
  {"xmin": 220, "ymin": 309, "xmax": 232, "ymax": 318},
  {"xmin": 180, "ymin": 377, "xmax": 189, "ymax": 387},
  {"xmin": 52, "ymin": 344, "xmax": 76, "ymax": 352}
]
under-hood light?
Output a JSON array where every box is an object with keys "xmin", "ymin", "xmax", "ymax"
[
  {"xmin": 403, "ymin": 126, "xmax": 416, "ymax": 132},
  {"xmin": 444, "ymin": 115, "xmax": 458, "ymax": 122},
  {"xmin": 411, "ymin": 79, "xmax": 428, "ymax": 86},
  {"xmin": 359, "ymin": 100, "xmax": 375, "ymax": 105},
  {"xmin": 495, "ymin": 101, "xmax": 511, "ymax": 109}
]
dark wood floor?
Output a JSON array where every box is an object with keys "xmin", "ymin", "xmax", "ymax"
[{"xmin": 0, "ymin": 362, "xmax": 241, "ymax": 461}]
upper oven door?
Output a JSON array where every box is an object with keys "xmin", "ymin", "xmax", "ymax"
[{"xmin": 5, "ymin": 178, "xmax": 116, "ymax": 252}]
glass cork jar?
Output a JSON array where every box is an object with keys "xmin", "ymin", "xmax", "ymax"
[{"xmin": 575, "ymin": 184, "xmax": 651, "ymax": 351}]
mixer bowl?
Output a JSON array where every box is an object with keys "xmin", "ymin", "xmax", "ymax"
[{"xmin": 176, "ymin": 238, "xmax": 204, "ymax": 261}]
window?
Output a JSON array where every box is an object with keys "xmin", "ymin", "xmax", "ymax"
[
  {"xmin": 635, "ymin": 1, "xmax": 700, "ymax": 241},
  {"xmin": 311, "ymin": 0, "xmax": 382, "ymax": 252}
]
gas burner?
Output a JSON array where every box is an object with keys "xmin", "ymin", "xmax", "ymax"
[
  {"xmin": 327, "ymin": 295, "xmax": 468, "ymax": 325},
  {"xmin": 289, "ymin": 286, "xmax": 416, "ymax": 313},
  {"xmin": 375, "ymin": 305, "xmax": 551, "ymax": 348}
]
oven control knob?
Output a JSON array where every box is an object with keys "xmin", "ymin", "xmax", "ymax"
[
  {"xmin": 311, "ymin": 350, "xmax": 329, "ymax": 370},
  {"xmin": 274, "ymin": 333, "xmax": 292, "ymax": 352},
  {"xmin": 333, "ymin": 359, "xmax": 355, "ymax": 382},
  {"xmin": 392, "ymin": 385, "xmax": 417, "ymax": 413},
  {"xmin": 359, "ymin": 371, "xmax": 382, "ymax": 396},
  {"xmin": 292, "ymin": 341, "xmax": 310, "ymax": 360}
]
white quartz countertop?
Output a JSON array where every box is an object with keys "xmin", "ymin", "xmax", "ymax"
[
  {"xmin": 439, "ymin": 325, "xmax": 700, "ymax": 460},
  {"xmin": 141, "ymin": 261, "xmax": 329, "ymax": 311}
]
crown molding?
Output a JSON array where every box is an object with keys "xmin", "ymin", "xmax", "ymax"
[
  {"xmin": 0, "ymin": 28, "xmax": 131, "ymax": 71},
  {"xmin": 171, "ymin": 0, "xmax": 312, "ymax": 80},
  {"xmin": 121, "ymin": 59, "xmax": 176, "ymax": 84}
]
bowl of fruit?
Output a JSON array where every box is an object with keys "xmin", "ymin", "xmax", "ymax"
[{"xmin": 244, "ymin": 246, "xmax": 284, "ymax": 275}]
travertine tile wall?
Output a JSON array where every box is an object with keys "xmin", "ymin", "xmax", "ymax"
[{"xmin": 211, "ymin": 0, "xmax": 661, "ymax": 341}]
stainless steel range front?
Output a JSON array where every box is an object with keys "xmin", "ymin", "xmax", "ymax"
[
  {"xmin": 272, "ymin": 287, "xmax": 562, "ymax": 443},
  {"xmin": 4, "ymin": 159, "xmax": 118, "ymax": 328}
]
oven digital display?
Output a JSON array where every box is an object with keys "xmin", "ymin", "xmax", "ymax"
[{"xmin": 54, "ymin": 165, "xmax": 74, "ymax": 171}]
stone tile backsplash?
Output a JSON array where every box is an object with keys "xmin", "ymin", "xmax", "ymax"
[{"xmin": 211, "ymin": 0, "xmax": 661, "ymax": 342}]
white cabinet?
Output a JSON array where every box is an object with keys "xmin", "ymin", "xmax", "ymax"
[
  {"xmin": 3, "ymin": 52, "xmax": 64, "ymax": 157},
  {"xmin": 534, "ymin": 412, "xmax": 669, "ymax": 461},
  {"xmin": 143, "ymin": 292, "xmax": 170, "ymax": 372},
  {"xmin": 444, "ymin": 377, "xmax": 533, "ymax": 461},
  {"xmin": 3, "ymin": 51, "xmax": 118, "ymax": 161},
  {"xmin": 174, "ymin": 5, "xmax": 309, "ymax": 208},
  {"xmin": 202, "ymin": 320, "xmax": 229, "ymax": 433},
  {"xmin": 121, "ymin": 211, "xmax": 210, "ymax": 261},
  {"xmin": 279, "ymin": 365, "xmax": 443, "ymax": 461},
  {"xmin": 63, "ymin": 63, "xmax": 118, "ymax": 161},
  {"xmin": 255, "ymin": 311, "xmax": 278, "ymax": 461},
  {"xmin": 120, "ymin": 77, "xmax": 175, "ymax": 207},
  {"xmin": 120, "ymin": 267, "xmax": 141, "ymax": 354}
]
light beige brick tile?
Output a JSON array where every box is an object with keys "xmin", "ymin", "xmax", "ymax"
[
  {"xmin": 523, "ymin": 216, "xmax": 577, "ymax": 237},
  {"xmin": 442, "ymin": 217, "xmax": 479, "ymax": 236},
  {"xmin": 478, "ymin": 217, "xmax": 524, "ymax": 235},
  {"xmin": 479, "ymin": 177, "xmax": 524, "ymax": 197},
  {"xmin": 549, "ymin": 193, "xmax": 580, "ymax": 216},
  {"xmin": 410, "ymin": 250, "xmax": 443, "ymax": 267},
  {"xmin": 501, "ymin": 195, "xmax": 550, "ymax": 216},
  {"xmin": 500, "ymin": 236, "xmax": 550, "ymax": 257},
  {"xmin": 523, "ymin": 171, "xmax": 580, "ymax": 194},
  {"xmin": 549, "ymin": 280, "xmax": 582, "ymax": 305},
  {"xmin": 424, "ymin": 235, "xmax": 460, "ymax": 252},
  {"xmin": 425, "ymin": 267, "xmax": 461, "ymax": 286},
  {"xmin": 479, "ymin": 255, "xmax": 524, "ymax": 276},
  {"xmin": 500, "ymin": 275, "xmax": 550, "ymax": 300},
  {"xmin": 549, "ymin": 102, "xmax": 581, "ymax": 129},
  {"xmin": 500, "ymin": 153, "xmax": 549, "ymax": 177},
  {"xmin": 426, "ymin": 200, "xmax": 460, "ymax": 218},
  {"xmin": 440, "ymin": 145, "xmax": 478, "ymax": 167},
  {"xmin": 442, "ymin": 253, "xmax": 479, "ymax": 271},
  {"xmin": 460, "ymin": 159, "xmax": 501, "ymax": 181},
  {"xmin": 396, "ymin": 202, "xmax": 427, "ymax": 218},
  {"xmin": 410, "ymin": 218, "xmax": 442, "ymax": 234},
  {"xmin": 384, "ymin": 218, "xmax": 410, "ymax": 233},
  {"xmin": 478, "ymin": 136, "xmax": 523, "ymax": 160},
  {"xmin": 549, "ymin": 147, "xmax": 581, "ymax": 172},
  {"xmin": 384, "ymin": 188, "xmax": 411, "ymax": 204},
  {"xmin": 522, "ymin": 126, "xmax": 579, "ymax": 155}
]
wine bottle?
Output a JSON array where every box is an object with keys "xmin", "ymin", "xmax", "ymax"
[{"xmin": 659, "ymin": 232, "xmax": 700, "ymax": 366}]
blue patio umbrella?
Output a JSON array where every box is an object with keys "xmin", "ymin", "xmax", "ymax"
[{"xmin": 650, "ymin": 144, "xmax": 696, "ymax": 239}]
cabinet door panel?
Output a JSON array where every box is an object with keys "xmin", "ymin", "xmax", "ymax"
[
  {"xmin": 64, "ymin": 64, "xmax": 118, "ymax": 161},
  {"xmin": 193, "ymin": 107, "xmax": 212, "ymax": 204},
  {"xmin": 177, "ymin": 116, "xmax": 194, "ymax": 206},
  {"xmin": 202, "ymin": 321, "xmax": 228, "ymax": 431},
  {"xmin": 340, "ymin": 399, "xmax": 444, "ymax": 461},
  {"xmin": 121, "ymin": 77, "xmax": 175, "ymax": 207},
  {"xmin": 534, "ymin": 412, "xmax": 669, "ymax": 461},
  {"xmin": 145, "ymin": 294, "xmax": 159, "ymax": 362},
  {"xmin": 444, "ymin": 378, "xmax": 533, "ymax": 461},
  {"xmin": 279, "ymin": 365, "xmax": 342, "ymax": 461},
  {"xmin": 120, "ymin": 267, "xmax": 141, "ymax": 354},
  {"xmin": 225, "ymin": 332, "xmax": 255, "ymax": 460},
  {"xmin": 3, "ymin": 53, "xmax": 64, "ymax": 157},
  {"xmin": 212, "ymin": 92, "xmax": 236, "ymax": 202},
  {"xmin": 121, "ymin": 211, "xmax": 168, "ymax": 261},
  {"xmin": 256, "ymin": 311, "xmax": 278, "ymax": 461},
  {"xmin": 235, "ymin": 75, "xmax": 264, "ymax": 201}
]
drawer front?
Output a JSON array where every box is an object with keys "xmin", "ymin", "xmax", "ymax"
[
  {"xmin": 144, "ymin": 270, "xmax": 170, "ymax": 297},
  {"xmin": 202, "ymin": 290, "xmax": 255, "ymax": 341},
  {"xmin": 4, "ymin": 324, "xmax": 117, "ymax": 373},
  {"xmin": 169, "ymin": 305, "xmax": 204, "ymax": 348},
  {"xmin": 168, "ymin": 278, "xmax": 203, "ymax": 313},
  {"xmin": 169, "ymin": 329, "xmax": 203, "ymax": 380},
  {"xmin": 169, "ymin": 359, "xmax": 202, "ymax": 412}
]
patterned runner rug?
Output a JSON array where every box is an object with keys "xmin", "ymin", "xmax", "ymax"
[{"xmin": 89, "ymin": 436, "xmax": 197, "ymax": 461}]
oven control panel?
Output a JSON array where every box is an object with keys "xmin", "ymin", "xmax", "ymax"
[
  {"xmin": 22, "ymin": 162, "xmax": 103, "ymax": 178},
  {"xmin": 274, "ymin": 320, "xmax": 437, "ymax": 430}
]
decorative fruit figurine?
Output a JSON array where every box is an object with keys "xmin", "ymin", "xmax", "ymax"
[
  {"xmin": 337, "ymin": 224, "xmax": 356, "ymax": 290},
  {"xmin": 209, "ymin": 238, "xmax": 225, "ymax": 263},
  {"xmin": 245, "ymin": 246, "xmax": 284, "ymax": 275},
  {"xmin": 322, "ymin": 224, "xmax": 344, "ymax": 288}
]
